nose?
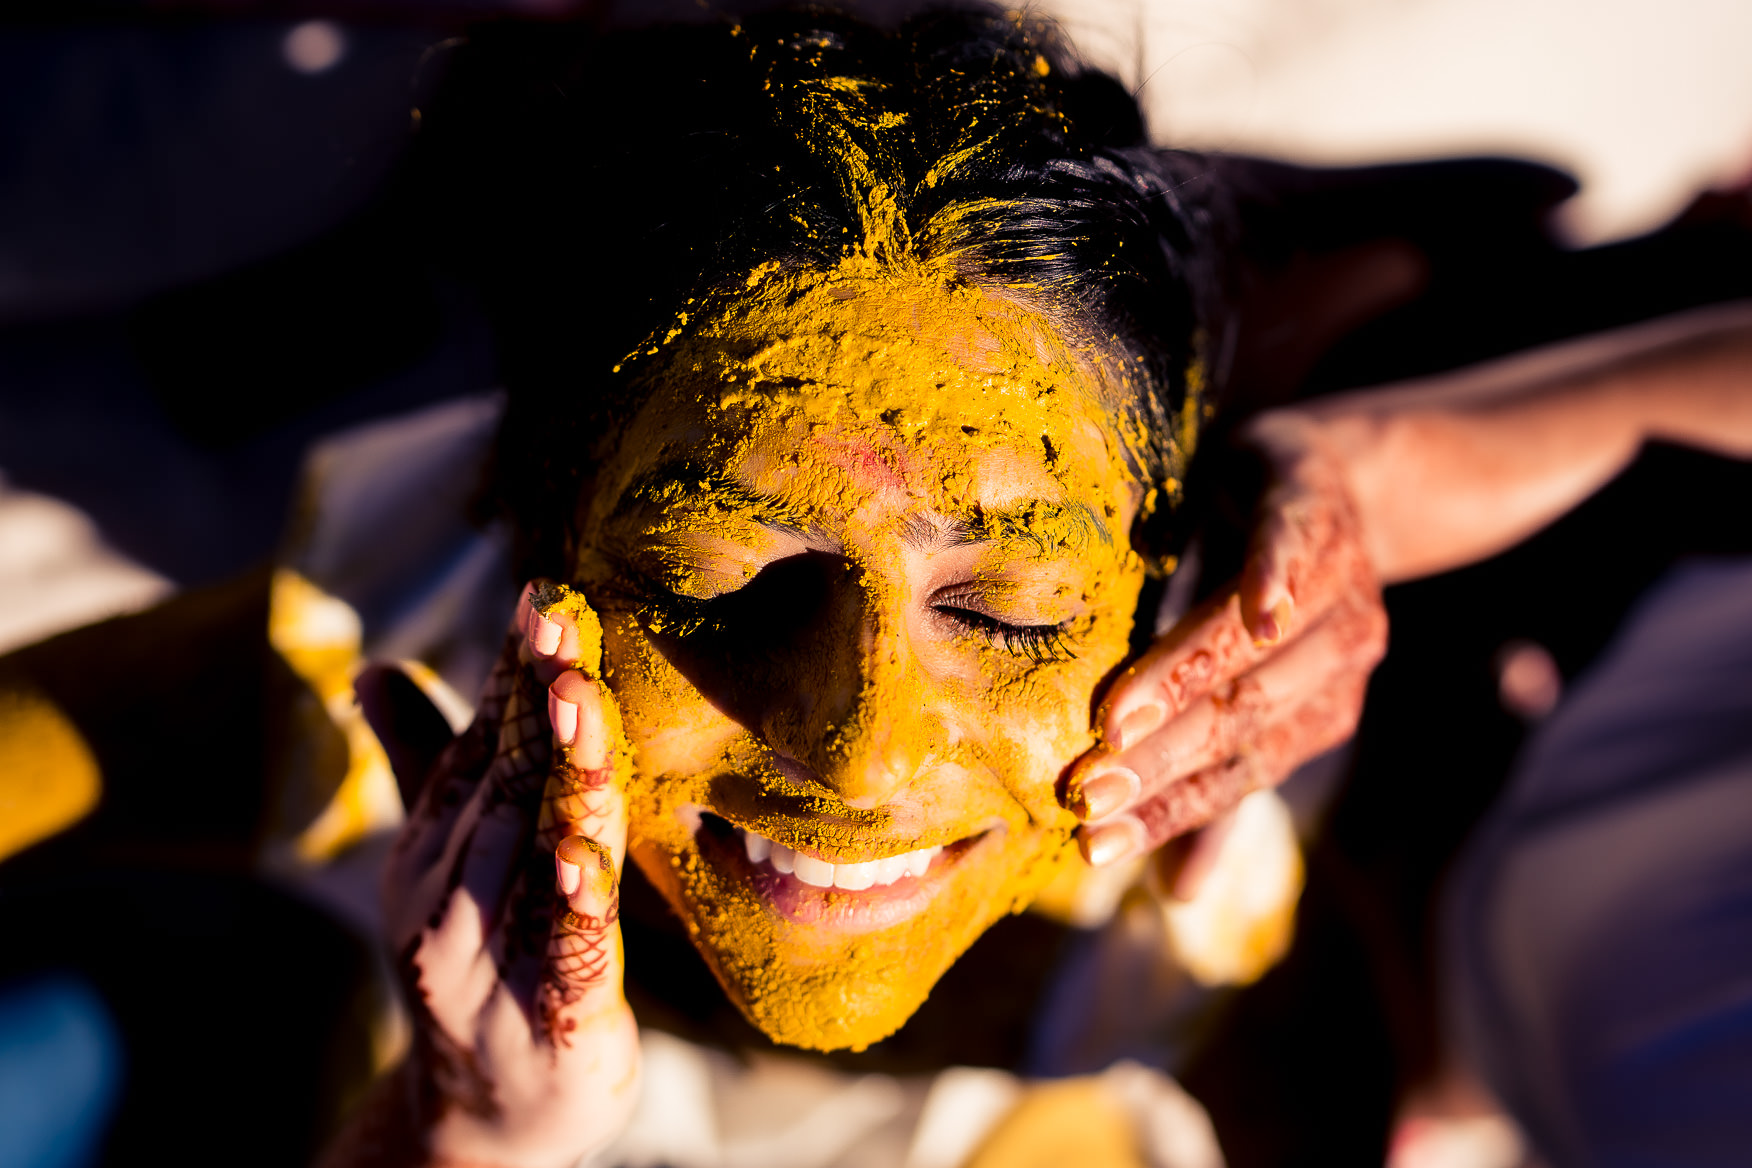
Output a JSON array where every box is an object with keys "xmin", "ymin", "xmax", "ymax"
[
  {"xmin": 791, "ymin": 680, "xmax": 947, "ymax": 810},
  {"xmin": 761, "ymin": 570, "xmax": 946, "ymax": 810}
]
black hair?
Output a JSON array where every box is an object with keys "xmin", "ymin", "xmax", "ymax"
[{"xmin": 419, "ymin": 4, "xmax": 1232, "ymax": 579}]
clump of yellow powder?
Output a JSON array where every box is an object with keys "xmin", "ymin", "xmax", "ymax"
[{"xmin": 532, "ymin": 581, "xmax": 606, "ymax": 677}]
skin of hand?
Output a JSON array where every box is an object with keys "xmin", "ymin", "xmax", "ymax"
[
  {"xmin": 1062, "ymin": 302, "xmax": 1752, "ymax": 885},
  {"xmin": 323, "ymin": 583, "xmax": 638, "ymax": 1168},
  {"xmin": 1062, "ymin": 411, "xmax": 1388, "ymax": 887}
]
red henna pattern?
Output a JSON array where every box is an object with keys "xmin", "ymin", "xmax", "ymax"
[
  {"xmin": 536, "ymin": 760, "xmax": 617, "ymax": 850},
  {"xmin": 1134, "ymin": 757, "xmax": 1252, "ymax": 845},
  {"xmin": 406, "ymin": 633, "xmax": 520, "ymax": 832},
  {"xmin": 486, "ymin": 673, "xmax": 552, "ymax": 812},
  {"xmin": 1164, "ymin": 648, "xmax": 1214, "ymax": 709},
  {"xmin": 541, "ymin": 901, "xmax": 619, "ymax": 1048},
  {"xmin": 397, "ymin": 938, "xmax": 501, "ymax": 1124}
]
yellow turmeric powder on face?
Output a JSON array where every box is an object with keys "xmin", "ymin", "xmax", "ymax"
[{"xmin": 566, "ymin": 249, "xmax": 1159, "ymax": 1051}]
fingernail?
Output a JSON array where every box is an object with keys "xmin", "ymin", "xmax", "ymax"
[
  {"xmin": 580, "ymin": 859, "xmax": 618, "ymax": 920},
  {"xmin": 1256, "ymin": 597, "xmax": 1293, "ymax": 646},
  {"xmin": 1082, "ymin": 816, "xmax": 1146, "ymax": 867},
  {"xmin": 556, "ymin": 854, "xmax": 581, "ymax": 897},
  {"xmin": 558, "ymin": 836, "xmax": 617, "ymax": 918},
  {"xmin": 534, "ymin": 615, "xmax": 563, "ymax": 657},
  {"xmin": 1113, "ymin": 702, "xmax": 1165, "ymax": 750},
  {"xmin": 549, "ymin": 691, "xmax": 579, "ymax": 744},
  {"xmin": 1074, "ymin": 766, "xmax": 1139, "ymax": 822}
]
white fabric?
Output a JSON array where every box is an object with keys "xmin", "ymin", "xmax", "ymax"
[
  {"xmin": 595, "ymin": 1030, "xmax": 1224, "ymax": 1168},
  {"xmin": 278, "ymin": 390, "xmax": 513, "ymax": 722},
  {"xmin": 0, "ymin": 474, "xmax": 172, "ymax": 655}
]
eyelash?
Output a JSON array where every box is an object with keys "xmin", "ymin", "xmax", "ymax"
[
  {"xmin": 936, "ymin": 606, "xmax": 1077, "ymax": 665},
  {"xmin": 612, "ymin": 548, "xmax": 1078, "ymax": 666}
]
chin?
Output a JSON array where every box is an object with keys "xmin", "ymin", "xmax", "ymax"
[{"xmin": 628, "ymin": 802, "xmax": 1077, "ymax": 1052}]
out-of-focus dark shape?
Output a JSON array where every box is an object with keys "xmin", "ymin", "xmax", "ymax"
[
  {"xmin": 0, "ymin": 20, "xmax": 435, "ymax": 321},
  {"xmin": 1452, "ymin": 558, "xmax": 1752, "ymax": 1168}
]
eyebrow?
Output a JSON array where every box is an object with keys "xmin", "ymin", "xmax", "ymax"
[
  {"xmin": 898, "ymin": 504, "xmax": 1110, "ymax": 553},
  {"xmin": 617, "ymin": 463, "xmax": 1110, "ymax": 554},
  {"xmin": 614, "ymin": 461, "xmax": 816, "ymax": 538}
]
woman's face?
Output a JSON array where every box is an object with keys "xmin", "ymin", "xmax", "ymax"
[{"xmin": 573, "ymin": 262, "xmax": 1148, "ymax": 1050}]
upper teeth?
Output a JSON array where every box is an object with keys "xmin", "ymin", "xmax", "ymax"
[{"xmin": 741, "ymin": 828, "xmax": 942, "ymax": 890}]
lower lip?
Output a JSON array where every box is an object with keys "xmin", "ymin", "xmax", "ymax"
[{"xmin": 692, "ymin": 816, "xmax": 995, "ymax": 933}]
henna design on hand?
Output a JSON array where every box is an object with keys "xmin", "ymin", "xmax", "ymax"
[
  {"xmin": 537, "ymin": 758, "xmax": 616, "ymax": 849},
  {"xmin": 398, "ymin": 938, "xmax": 501, "ymax": 1126},
  {"xmin": 541, "ymin": 838, "xmax": 619, "ymax": 1048}
]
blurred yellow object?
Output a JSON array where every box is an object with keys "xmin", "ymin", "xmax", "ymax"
[
  {"xmin": 1159, "ymin": 788, "xmax": 1305, "ymax": 986},
  {"xmin": 0, "ymin": 683, "xmax": 100, "ymax": 861},
  {"xmin": 264, "ymin": 567, "xmax": 402, "ymax": 867},
  {"xmin": 965, "ymin": 1077, "xmax": 1144, "ymax": 1168},
  {"xmin": 1030, "ymin": 845, "xmax": 1147, "ymax": 927}
]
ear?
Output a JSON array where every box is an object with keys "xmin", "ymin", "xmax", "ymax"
[{"xmin": 354, "ymin": 663, "xmax": 457, "ymax": 810}]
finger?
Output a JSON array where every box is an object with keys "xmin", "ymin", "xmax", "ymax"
[
  {"xmin": 1080, "ymin": 756, "xmax": 1248, "ymax": 867},
  {"xmin": 542, "ymin": 834, "xmax": 626, "ymax": 1040},
  {"xmin": 383, "ymin": 631, "xmax": 522, "ymax": 906},
  {"xmin": 1149, "ymin": 808, "xmax": 1240, "ymax": 902},
  {"xmin": 406, "ymin": 867, "xmax": 503, "ymax": 1040},
  {"xmin": 389, "ymin": 658, "xmax": 549, "ymax": 949},
  {"xmin": 519, "ymin": 580, "xmax": 577, "ymax": 682},
  {"xmin": 391, "ymin": 747, "xmax": 539, "ymax": 952},
  {"xmin": 1095, "ymin": 589, "xmax": 1260, "ymax": 754},
  {"xmin": 1087, "ymin": 657, "xmax": 1373, "ymax": 859},
  {"xmin": 1108, "ymin": 599, "xmax": 1377, "ymax": 802},
  {"xmin": 356, "ymin": 663, "xmax": 457, "ymax": 810},
  {"xmin": 522, "ymin": 579, "xmax": 603, "ymax": 687},
  {"xmin": 1239, "ymin": 440, "xmax": 1367, "ymax": 645},
  {"xmin": 1076, "ymin": 595, "xmax": 1380, "ymax": 853},
  {"xmin": 1238, "ymin": 494, "xmax": 1300, "ymax": 646},
  {"xmin": 541, "ymin": 672, "xmax": 627, "ymax": 875},
  {"xmin": 555, "ymin": 835, "xmax": 619, "ymax": 921}
]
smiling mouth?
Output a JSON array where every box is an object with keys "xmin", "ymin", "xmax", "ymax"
[
  {"xmin": 688, "ymin": 809, "xmax": 994, "ymax": 930},
  {"xmin": 740, "ymin": 825, "xmax": 943, "ymax": 890}
]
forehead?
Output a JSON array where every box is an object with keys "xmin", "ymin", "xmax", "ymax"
[{"xmin": 602, "ymin": 262, "xmax": 1134, "ymax": 524}]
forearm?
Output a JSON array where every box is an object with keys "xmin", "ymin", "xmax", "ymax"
[{"xmin": 1297, "ymin": 301, "xmax": 1752, "ymax": 583}]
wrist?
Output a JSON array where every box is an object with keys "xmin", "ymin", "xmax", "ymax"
[{"xmin": 1239, "ymin": 406, "xmax": 1388, "ymax": 571}]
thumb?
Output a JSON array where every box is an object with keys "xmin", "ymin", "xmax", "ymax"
[
  {"xmin": 354, "ymin": 663, "xmax": 457, "ymax": 809},
  {"xmin": 1238, "ymin": 501, "xmax": 1297, "ymax": 648}
]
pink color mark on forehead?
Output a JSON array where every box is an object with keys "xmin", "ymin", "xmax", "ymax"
[{"xmin": 808, "ymin": 433, "xmax": 914, "ymax": 496}]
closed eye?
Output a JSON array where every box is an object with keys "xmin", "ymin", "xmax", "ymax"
[
  {"xmin": 642, "ymin": 551, "xmax": 842, "ymax": 651},
  {"xmin": 933, "ymin": 604, "xmax": 1076, "ymax": 664}
]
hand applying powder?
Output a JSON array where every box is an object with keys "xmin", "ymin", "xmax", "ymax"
[{"xmin": 323, "ymin": 582, "xmax": 638, "ymax": 1168}]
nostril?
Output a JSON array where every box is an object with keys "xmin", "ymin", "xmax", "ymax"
[
  {"xmin": 767, "ymin": 752, "xmax": 828, "ymax": 792},
  {"xmin": 762, "ymin": 752, "xmax": 890, "ymax": 810},
  {"xmin": 697, "ymin": 811, "xmax": 738, "ymax": 842}
]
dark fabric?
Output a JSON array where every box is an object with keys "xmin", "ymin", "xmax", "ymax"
[{"xmin": 1449, "ymin": 557, "xmax": 1752, "ymax": 1168}]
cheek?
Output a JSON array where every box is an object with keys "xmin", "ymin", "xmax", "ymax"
[
  {"xmin": 602, "ymin": 612, "xmax": 739, "ymax": 779},
  {"xmin": 973, "ymin": 576, "xmax": 1143, "ymax": 808}
]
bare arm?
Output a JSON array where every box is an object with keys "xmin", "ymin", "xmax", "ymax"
[
  {"xmin": 1063, "ymin": 301, "xmax": 1752, "ymax": 869},
  {"xmin": 1311, "ymin": 300, "xmax": 1752, "ymax": 583}
]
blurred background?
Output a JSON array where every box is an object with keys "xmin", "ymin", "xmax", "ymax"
[
  {"xmin": 7, "ymin": 0, "xmax": 1752, "ymax": 646},
  {"xmin": 1, "ymin": 2, "xmax": 1749, "ymax": 1166}
]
